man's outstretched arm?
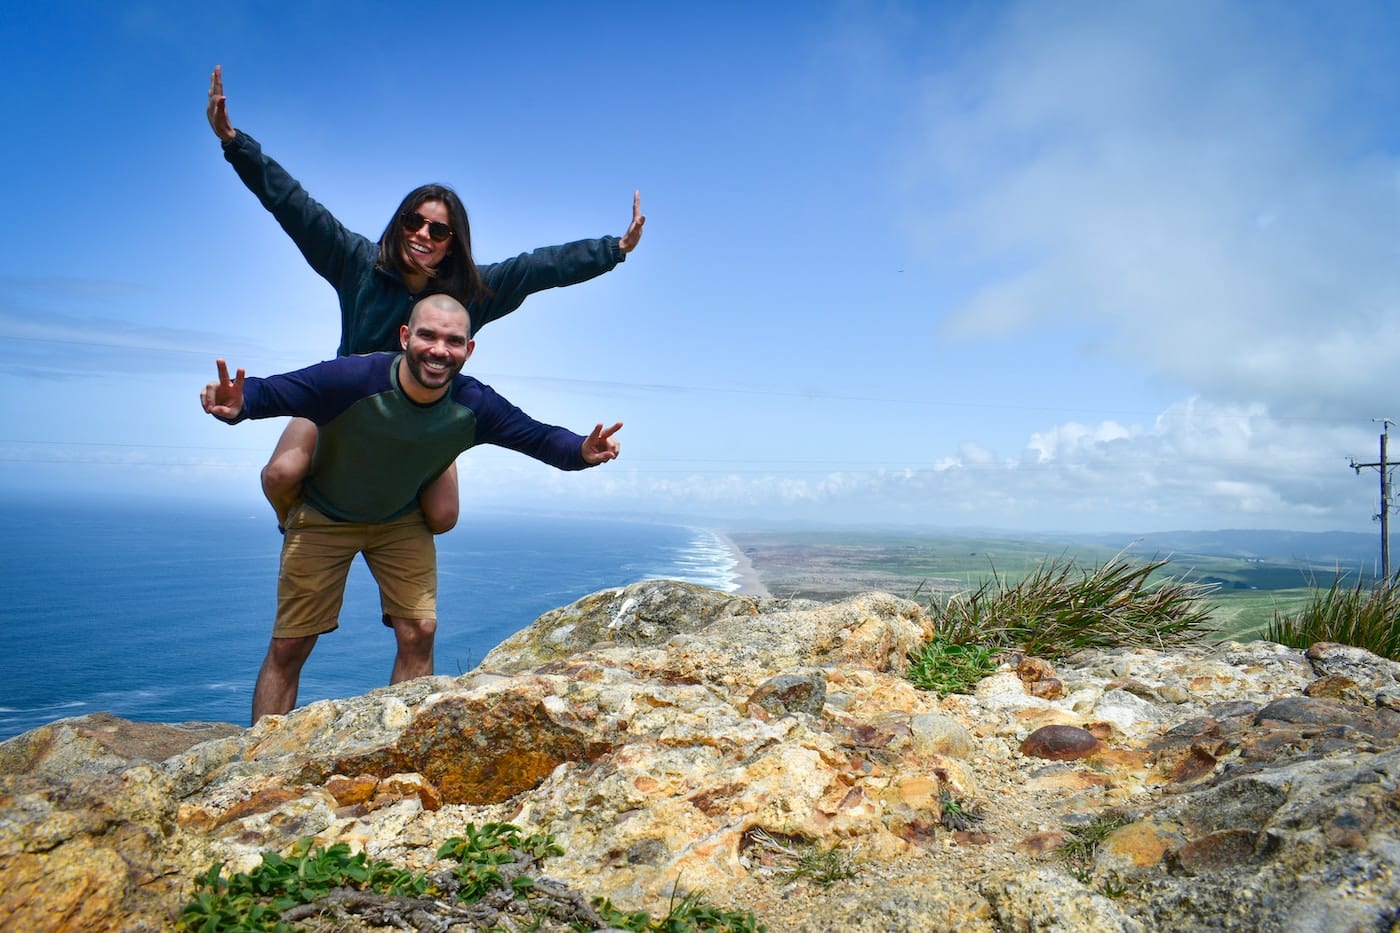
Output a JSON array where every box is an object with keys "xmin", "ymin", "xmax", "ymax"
[{"xmin": 201, "ymin": 359, "xmax": 245, "ymax": 421}]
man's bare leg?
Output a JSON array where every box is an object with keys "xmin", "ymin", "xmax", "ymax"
[
  {"xmin": 419, "ymin": 462, "xmax": 460, "ymax": 534},
  {"xmin": 261, "ymin": 418, "xmax": 317, "ymax": 529},
  {"xmin": 388, "ymin": 617, "xmax": 437, "ymax": 684},
  {"xmin": 251, "ymin": 634, "xmax": 319, "ymax": 723}
]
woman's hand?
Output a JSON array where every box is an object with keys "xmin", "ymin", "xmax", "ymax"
[{"xmin": 207, "ymin": 65, "xmax": 236, "ymax": 142}]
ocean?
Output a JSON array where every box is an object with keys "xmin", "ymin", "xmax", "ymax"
[{"xmin": 0, "ymin": 500, "xmax": 741, "ymax": 742}]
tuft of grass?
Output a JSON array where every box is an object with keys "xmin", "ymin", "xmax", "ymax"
[
  {"xmin": 1057, "ymin": 813, "xmax": 1131, "ymax": 884},
  {"xmin": 918, "ymin": 554, "xmax": 1217, "ymax": 663},
  {"xmin": 938, "ymin": 789, "xmax": 985, "ymax": 831},
  {"xmin": 1265, "ymin": 575, "xmax": 1400, "ymax": 661},
  {"xmin": 592, "ymin": 884, "xmax": 767, "ymax": 932},
  {"xmin": 906, "ymin": 638, "xmax": 998, "ymax": 695},
  {"xmin": 744, "ymin": 828, "xmax": 857, "ymax": 889}
]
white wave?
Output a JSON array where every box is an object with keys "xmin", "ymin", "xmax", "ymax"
[
  {"xmin": 0, "ymin": 697, "xmax": 88, "ymax": 711},
  {"xmin": 637, "ymin": 528, "xmax": 741, "ymax": 592},
  {"xmin": 0, "ymin": 700, "xmax": 87, "ymax": 714}
]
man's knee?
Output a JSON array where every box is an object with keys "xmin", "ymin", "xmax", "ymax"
[
  {"xmin": 263, "ymin": 421, "xmax": 317, "ymax": 491},
  {"xmin": 392, "ymin": 617, "xmax": 437, "ymax": 651},
  {"xmin": 423, "ymin": 504, "xmax": 459, "ymax": 534},
  {"xmin": 419, "ymin": 466, "xmax": 460, "ymax": 534},
  {"xmin": 261, "ymin": 457, "xmax": 304, "ymax": 492}
]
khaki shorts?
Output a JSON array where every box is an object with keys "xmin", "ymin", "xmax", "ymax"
[{"xmin": 273, "ymin": 503, "xmax": 437, "ymax": 638}]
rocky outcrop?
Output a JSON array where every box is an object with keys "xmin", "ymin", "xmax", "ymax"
[{"xmin": 2, "ymin": 582, "xmax": 1399, "ymax": 931}]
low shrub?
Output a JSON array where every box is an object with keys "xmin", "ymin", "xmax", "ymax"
[
  {"xmin": 179, "ymin": 825, "xmax": 765, "ymax": 932},
  {"xmin": 1265, "ymin": 575, "xmax": 1400, "ymax": 661},
  {"xmin": 906, "ymin": 555, "xmax": 1216, "ymax": 694}
]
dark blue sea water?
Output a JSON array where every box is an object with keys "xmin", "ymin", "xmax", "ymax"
[{"xmin": 0, "ymin": 500, "xmax": 738, "ymax": 741}]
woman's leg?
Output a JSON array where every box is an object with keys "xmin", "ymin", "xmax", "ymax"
[
  {"xmin": 261, "ymin": 418, "xmax": 317, "ymax": 529},
  {"xmin": 419, "ymin": 461, "xmax": 460, "ymax": 534}
]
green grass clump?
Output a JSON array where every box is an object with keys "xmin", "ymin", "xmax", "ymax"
[
  {"xmin": 744, "ymin": 828, "xmax": 856, "ymax": 890},
  {"xmin": 1265, "ymin": 575, "xmax": 1400, "ymax": 661},
  {"xmin": 938, "ymin": 789, "xmax": 985, "ymax": 831},
  {"xmin": 906, "ymin": 638, "xmax": 998, "ymax": 695},
  {"xmin": 916, "ymin": 555, "xmax": 1216, "ymax": 665},
  {"xmin": 1057, "ymin": 812, "xmax": 1132, "ymax": 885},
  {"xmin": 592, "ymin": 886, "xmax": 766, "ymax": 932}
]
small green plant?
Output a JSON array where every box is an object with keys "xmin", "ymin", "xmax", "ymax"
[
  {"xmin": 437, "ymin": 821, "xmax": 564, "ymax": 903},
  {"xmin": 784, "ymin": 843, "xmax": 856, "ymax": 889},
  {"xmin": 1265, "ymin": 575, "xmax": 1400, "ymax": 661},
  {"xmin": 178, "ymin": 837, "xmax": 429, "ymax": 932},
  {"xmin": 180, "ymin": 823, "xmax": 567, "ymax": 932},
  {"xmin": 744, "ymin": 828, "xmax": 856, "ymax": 889},
  {"xmin": 906, "ymin": 637, "xmax": 998, "ymax": 694},
  {"xmin": 938, "ymin": 789, "xmax": 984, "ymax": 831},
  {"xmin": 1098, "ymin": 871, "xmax": 1129, "ymax": 898},
  {"xmin": 1056, "ymin": 813, "xmax": 1131, "ymax": 884},
  {"xmin": 591, "ymin": 884, "xmax": 766, "ymax": 932}
]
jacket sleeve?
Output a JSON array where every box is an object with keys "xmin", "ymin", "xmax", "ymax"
[
  {"xmin": 469, "ymin": 237, "xmax": 625, "ymax": 335},
  {"xmin": 226, "ymin": 359, "xmax": 368, "ymax": 426},
  {"xmin": 470, "ymin": 384, "xmax": 592, "ymax": 471},
  {"xmin": 221, "ymin": 130, "xmax": 375, "ymax": 299}
]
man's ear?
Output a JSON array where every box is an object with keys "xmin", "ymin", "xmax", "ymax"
[
  {"xmin": 399, "ymin": 323, "xmax": 410, "ymax": 350},
  {"xmin": 463, "ymin": 338, "xmax": 476, "ymax": 364}
]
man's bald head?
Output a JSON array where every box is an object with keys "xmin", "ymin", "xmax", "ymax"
[{"xmin": 407, "ymin": 294, "xmax": 471, "ymax": 334}]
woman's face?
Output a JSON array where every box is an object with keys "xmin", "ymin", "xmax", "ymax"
[{"xmin": 400, "ymin": 198, "xmax": 453, "ymax": 271}]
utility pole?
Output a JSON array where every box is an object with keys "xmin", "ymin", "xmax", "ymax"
[{"xmin": 1351, "ymin": 418, "xmax": 1394, "ymax": 582}]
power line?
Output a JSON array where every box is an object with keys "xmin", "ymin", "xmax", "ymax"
[{"xmin": 0, "ymin": 331, "xmax": 1369, "ymax": 426}]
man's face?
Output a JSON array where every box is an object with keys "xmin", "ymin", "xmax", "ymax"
[{"xmin": 401, "ymin": 304, "xmax": 472, "ymax": 394}]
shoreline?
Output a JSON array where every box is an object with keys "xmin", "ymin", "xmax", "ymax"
[{"xmin": 714, "ymin": 531, "xmax": 771, "ymax": 598}]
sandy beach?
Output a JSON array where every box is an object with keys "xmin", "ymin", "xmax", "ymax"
[{"xmin": 716, "ymin": 531, "xmax": 771, "ymax": 597}]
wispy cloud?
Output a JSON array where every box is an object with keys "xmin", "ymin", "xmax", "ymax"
[
  {"xmin": 0, "ymin": 277, "xmax": 290, "ymax": 378},
  {"xmin": 904, "ymin": 1, "xmax": 1400, "ymax": 417}
]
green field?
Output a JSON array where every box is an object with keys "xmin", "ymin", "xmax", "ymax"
[{"xmin": 729, "ymin": 529, "xmax": 1359, "ymax": 642}]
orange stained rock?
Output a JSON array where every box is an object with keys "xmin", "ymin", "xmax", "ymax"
[
  {"xmin": 326, "ymin": 774, "xmax": 379, "ymax": 807},
  {"xmin": 377, "ymin": 773, "xmax": 443, "ymax": 811},
  {"xmin": 1098, "ymin": 819, "xmax": 1184, "ymax": 869},
  {"xmin": 187, "ymin": 786, "xmax": 305, "ymax": 830}
]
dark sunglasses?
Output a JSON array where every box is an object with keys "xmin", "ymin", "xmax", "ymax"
[{"xmin": 400, "ymin": 210, "xmax": 454, "ymax": 243}]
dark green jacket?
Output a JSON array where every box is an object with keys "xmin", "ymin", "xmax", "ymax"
[{"xmin": 222, "ymin": 130, "xmax": 625, "ymax": 356}]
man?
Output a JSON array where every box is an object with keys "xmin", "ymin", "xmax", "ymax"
[{"xmin": 202, "ymin": 294, "xmax": 621, "ymax": 722}]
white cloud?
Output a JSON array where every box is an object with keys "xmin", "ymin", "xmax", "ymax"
[
  {"xmin": 434, "ymin": 396, "xmax": 1381, "ymax": 533},
  {"xmin": 903, "ymin": 0, "xmax": 1400, "ymax": 418}
]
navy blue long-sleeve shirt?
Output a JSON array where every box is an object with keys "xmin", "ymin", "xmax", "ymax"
[{"xmin": 222, "ymin": 353, "xmax": 590, "ymax": 523}]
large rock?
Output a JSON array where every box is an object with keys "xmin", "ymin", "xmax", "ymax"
[{"xmin": 2, "ymin": 580, "xmax": 1399, "ymax": 932}]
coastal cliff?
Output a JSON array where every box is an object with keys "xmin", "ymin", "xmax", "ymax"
[{"xmin": 3, "ymin": 580, "xmax": 1399, "ymax": 931}]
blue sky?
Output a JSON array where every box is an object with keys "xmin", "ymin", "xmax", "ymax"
[{"xmin": 3, "ymin": 0, "xmax": 1399, "ymax": 534}]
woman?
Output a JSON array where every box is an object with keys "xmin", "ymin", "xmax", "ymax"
[{"xmin": 206, "ymin": 66, "xmax": 644, "ymax": 532}]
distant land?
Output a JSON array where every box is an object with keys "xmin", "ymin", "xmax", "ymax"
[{"xmin": 726, "ymin": 526, "xmax": 1388, "ymax": 641}]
